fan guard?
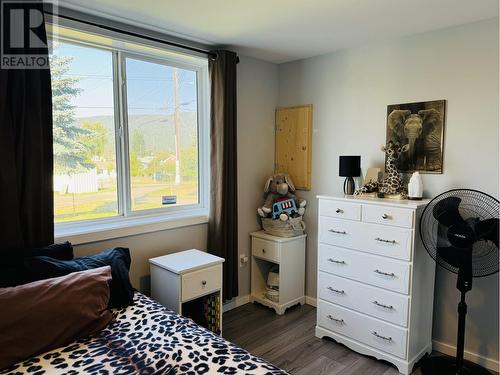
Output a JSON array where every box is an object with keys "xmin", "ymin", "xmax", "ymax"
[{"xmin": 420, "ymin": 189, "xmax": 499, "ymax": 277}]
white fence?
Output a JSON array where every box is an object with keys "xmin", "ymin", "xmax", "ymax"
[{"xmin": 54, "ymin": 169, "xmax": 116, "ymax": 194}]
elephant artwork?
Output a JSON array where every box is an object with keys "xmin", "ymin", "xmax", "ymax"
[{"xmin": 386, "ymin": 100, "xmax": 446, "ymax": 173}]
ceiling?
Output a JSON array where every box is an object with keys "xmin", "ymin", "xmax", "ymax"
[{"xmin": 60, "ymin": 0, "xmax": 498, "ymax": 63}]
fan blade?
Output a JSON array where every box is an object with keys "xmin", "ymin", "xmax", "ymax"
[
  {"xmin": 432, "ymin": 196, "xmax": 465, "ymax": 227},
  {"xmin": 437, "ymin": 246, "xmax": 468, "ymax": 269},
  {"xmin": 475, "ymin": 218, "xmax": 499, "ymax": 248}
]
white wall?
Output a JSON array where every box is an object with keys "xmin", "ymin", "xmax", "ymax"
[
  {"xmin": 73, "ymin": 54, "xmax": 279, "ymax": 299},
  {"xmin": 278, "ymin": 18, "xmax": 499, "ymax": 363},
  {"xmin": 236, "ymin": 55, "xmax": 279, "ymax": 296},
  {"xmin": 74, "ymin": 224, "xmax": 208, "ymax": 293}
]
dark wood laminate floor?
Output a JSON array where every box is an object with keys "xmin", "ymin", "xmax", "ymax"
[{"xmin": 223, "ymin": 302, "xmax": 422, "ymax": 375}]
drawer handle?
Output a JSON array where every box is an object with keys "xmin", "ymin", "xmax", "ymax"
[
  {"xmin": 373, "ymin": 300, "xmax": 394, "ymax": 310},
  {"xmin": 382, "ymin": 214, "xmax": 390, "ymax": 219},
  {"xmin": 327, "ymin": 315, "xmax": 344, "ymax": 324},
  {"xmin": 372, "ymin": 331, "xmax": 392, "ymax": 342},
  {"xmin": 328, "ymin": 258, "xmax": 346, "ymax": 265},
  {"xmin": 328, "ymin": 229, "xmax": 347, "ymax": 235},
  {"xmin": 375, "ymin": 237, "xmax": 397, "ymax": 244},
  {"xmin": 262, "ymin": 248, "xmax": 266, "ymax": 253},
  {"xmin": 201, "ymin": 280, "xmax": 207, "ymax": 286},
  {"xmin": 374, "ymin": 269, "xmax": 396, "ymax": 277},
  {"xmin": 327, "ymin": 286, "xmax": 345, "ymax": 294},
  {"xmin": 335, "ymin": 208, "xmax": 344, "ymax": 214}
]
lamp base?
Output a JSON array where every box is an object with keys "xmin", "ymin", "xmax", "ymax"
[{"xmin": 343, "ymin": 177, "xmax": 355, "ymax": 195}]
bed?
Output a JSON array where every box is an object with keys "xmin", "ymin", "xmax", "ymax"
[{"xmin": 2, "ymin": 293, "xmax": 287, "ymax": 375}]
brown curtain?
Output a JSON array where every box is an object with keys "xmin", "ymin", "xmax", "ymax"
[
  {"xmin": 208, "ymin": 50, "xmax": 238, "ymax": 301},
  {"xmin": 0, "ymin": 1, "xmax": 53, "ymax": 285}
]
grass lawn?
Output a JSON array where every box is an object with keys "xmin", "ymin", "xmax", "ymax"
[{"xmin": 54, "ymin": 180, "xmax": 198, "ymax": 223}]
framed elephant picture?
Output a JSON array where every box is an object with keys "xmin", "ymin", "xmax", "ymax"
[{"xmin": 386, "ymin": 99, "xmax": 446, "ymax": 174}]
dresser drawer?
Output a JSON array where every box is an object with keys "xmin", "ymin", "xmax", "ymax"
[
  {"xmin": 319, "ymin": 217, "xmax": 413, "ymax": 261},
  {"xmin": 318, "ymin": 244, "xmax": 411, "ymax": 294},
  {"xmin": 252, "ymin": 237, "xmax": 280, "ymax": 263},
  {"xmin": 318, "ymin": 272, "xmax": 409, "ymax": 327},
  {"xmin": 320, "ymin": 200, "xmax": 361, "ymax": 221},
  {"xmin": 181, "ymin": 265, "xmax": 222, "ymax": 302},
  {"xmin": 361, "ymin": 223, "xmax": 413, "ymax": 261},
  {"xmin": 319, "ymin": 217, "xmax": 361, "ymax": 251},
  {"xmin": 362, "ymin": 204, "xmax": 414, "ymax": 228},
  {"xmin": 318, "ymin": 300, "xmax": 408, "ymax": 359}
]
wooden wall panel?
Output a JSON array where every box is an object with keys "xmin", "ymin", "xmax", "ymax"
[{"xmin": 275, "ymin": 105, "xmax": 312, "ymax": 190}]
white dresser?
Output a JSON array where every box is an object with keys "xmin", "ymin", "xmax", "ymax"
[{"xmin": 315, "ymin": 196, "xmax": 435, "ymax": 374}]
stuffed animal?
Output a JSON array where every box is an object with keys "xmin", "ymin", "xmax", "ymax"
[
  {"xmin": 354, "ymin": 141, "xmax": 409, "ymax": 198},
  {"xmin": 257, "ymin": 173, "xmax": 306, "ymax": 220}
]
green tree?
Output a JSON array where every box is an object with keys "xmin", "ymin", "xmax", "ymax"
[
  {"xmin": 130, "ymin": 152, "xmax": 143, "ymax": 177},
  {"xmin": 145, "ymin": 152, "xmax": 176, "ymax": 181},
  {"xmin": 80, "ymin": 121, "xmax": 107, "ymax": 163},
  {"xmin": 50, "ymin": 52, "xmax": 90, "ymax": 174},
  {"xmin": 180, "ymin": 146, "xmax": 198, "ymax": 181},
  {"xmin": 131, "ymin": 128, "xmax": 146, "ymax": 157}
]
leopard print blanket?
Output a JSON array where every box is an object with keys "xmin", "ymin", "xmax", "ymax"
[{"xmin": 2, "ymin": 293, "xmax": 287, "ymax": 375}]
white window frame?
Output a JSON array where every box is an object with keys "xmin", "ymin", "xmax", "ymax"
[{"xmin": 49, "ymin": 23, "xmax": 210, "ymax": 244}]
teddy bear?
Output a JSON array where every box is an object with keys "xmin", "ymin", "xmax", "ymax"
[{"xmin": 257, "ymin": 173, "xmax": 307, "ymax": 221}]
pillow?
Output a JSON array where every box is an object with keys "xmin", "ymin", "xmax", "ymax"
[
  {"xmin": 0, "ymin": 243, "xmax": 73, "ymax": 287},
  {"xmin": 27, "ymin": 241, "xmax": 74, "ymax": 260},
  {"xmin": 25, "ymin": 247, "xmax": 134, "ymax": 308},
  {"xmin": 0, "ymin": 267, "xmax": 113, "ymax": 370},
  {"xmin": 0, "ymin": 252, "xmax": 24, "ymax": 288}
]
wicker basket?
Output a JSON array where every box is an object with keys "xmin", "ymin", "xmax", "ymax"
[{"xmin": 261, "ymin": 216, "xmax": 306, "ymax": 237}]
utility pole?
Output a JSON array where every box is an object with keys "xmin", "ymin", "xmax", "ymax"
[{"xmin": 173, "ymin": 68, "xmax": 181, "ymax": 184}]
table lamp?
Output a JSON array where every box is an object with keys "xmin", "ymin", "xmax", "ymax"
[{"xmin": 339, "ymin": 156, "xmax": 361, "ymax": 195}]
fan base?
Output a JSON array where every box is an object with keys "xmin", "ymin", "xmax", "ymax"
[{"xmin": 421, "ymin": 355, "xmax": 492, "ymax": 375}]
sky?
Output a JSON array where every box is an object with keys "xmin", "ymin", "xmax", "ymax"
[{"xmin": 53, "ymin": 42, "xmax": 198, "ymax": 119}]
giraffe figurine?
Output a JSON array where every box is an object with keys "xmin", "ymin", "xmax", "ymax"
[{"xmin": 354, "ymin": 141, "xmax": 409, "ymax": 198}]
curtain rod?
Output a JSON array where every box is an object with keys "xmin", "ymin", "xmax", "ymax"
[{"xmin": 45, "ymin": 11, "xmax": 219, "ymax": 60}]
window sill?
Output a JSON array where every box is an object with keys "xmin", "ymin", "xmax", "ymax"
[{"xmin": 55, "ymin": 210, "xmax": 209, "ymax": 245}]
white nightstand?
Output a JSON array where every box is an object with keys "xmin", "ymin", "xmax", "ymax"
[
  {"xmin": 149, "ymin": 249, "xmax": 225, "ymax": 334},
  {"xmin": 250, "ymin": 231, "xmax": 306, "ymax": 315}
]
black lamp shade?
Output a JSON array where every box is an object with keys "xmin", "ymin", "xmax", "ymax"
[{"xmin": 339, "ymin": 156, "xmax": 361, "ymax": 177}]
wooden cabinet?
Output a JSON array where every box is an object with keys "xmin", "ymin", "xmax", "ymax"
[
  {"xmin": 316, "ymin": 196, "xmax": 435, "ymax": 375},
  {"xmin": 150, "ymin": 249, "xmax": 224, "ymax": 334},
  {"xmin": 275, "ymin": 105, "xmax": 313, "ymax": 190},
  {"xmin": 250, "ymin": 231, "xmax": 306, "ymax": 315}
]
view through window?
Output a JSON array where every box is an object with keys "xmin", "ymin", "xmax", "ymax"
[
  {"xmin": 51, "ymin": 42, "xmax": 118, "ymax": 222},
  {"xmin": 125, "ymin": 57, "xmax": 199, "ymax": 212},
  {"xmin": 50, "ymin": 37, "xmax": 203, "ymax": 224}
]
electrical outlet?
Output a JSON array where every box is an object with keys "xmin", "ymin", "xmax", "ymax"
[{"xmin": 239, "ymin": 254, "xmax": 248, "ymax": 267}]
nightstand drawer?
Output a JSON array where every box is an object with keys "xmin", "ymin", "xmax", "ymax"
[
  {"xmin": 320, "ymin": 200, "xmax": 361, "ymax": 221},
  {"xmin": 318, "ymin": 300, "xmax": 408, "ymax": 359},
  {"xmin": 318, "ymin": 244, "xmax": 411, "ymax": 294},
  {"xmin": 362, "ymin": 205, "xmax": 414, "ymax": 228},
  {"xmin": 318, "ymin": 272, "xmax": 409, "ymax": 327},
  {"xmin": 252, "ymin": 237, "xmax": 280, "ymax": 263},
  {"xmin": 181, "ymin": 265, "xmax": 221, "ymax": 302}
]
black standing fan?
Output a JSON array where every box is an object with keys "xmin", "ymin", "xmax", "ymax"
[{"xmin": 419, "ymin": 189, "xmax": 499, "ymax": 375}]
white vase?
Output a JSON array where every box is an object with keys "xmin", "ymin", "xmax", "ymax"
[{"xmin": 408, "ymin": 172, "xmax": 423, "ymax": 200}]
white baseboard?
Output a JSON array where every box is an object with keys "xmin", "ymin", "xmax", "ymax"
[
  {"xmin": 223, "ymin": 295, "xmax": 250, "ymax": 313},
  {"xmin": 432, "ymin": 340, "xmax": 499, "ymax": 372},
  {"xmin": 305, "ymin": 296, "xmax": 317, "ymax": 307}
]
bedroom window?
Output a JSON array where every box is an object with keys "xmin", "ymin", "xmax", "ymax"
[
  {"xmin": 49, "ymin": 25, "xmax": 209, "ymax": 238},
  {"xmin": 124, "ymin": 57, "xmax": 199, "ymax": 212},
  {"xmin": 51, "ymin": 42, "xmax": 119, "ymax": 222}
]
